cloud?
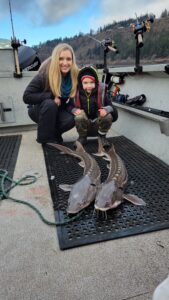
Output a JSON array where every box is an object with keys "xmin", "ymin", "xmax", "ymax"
[
  {"xmin": 90, "ymin": 0, "xmax": 169, "ymax": 30},
  {"xmin": 0, "ymin": 0, "xmax": 89, "ymax": 25},
  {"xmin": 35, "ymin": 0, "xmax": 90, "ymax": 25},
  {"xmin": 0, "ymin": 0, "xmax": 32, "ymax": 18}
]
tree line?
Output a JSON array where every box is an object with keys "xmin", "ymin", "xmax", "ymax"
[{"xmin": 33, "ymin": 10, "xmax": 169, "ymax": 67}]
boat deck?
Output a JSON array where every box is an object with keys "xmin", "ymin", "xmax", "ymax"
[{"xmin": 0, "ymin": 128, "xmax": 169, "ymax": 300}]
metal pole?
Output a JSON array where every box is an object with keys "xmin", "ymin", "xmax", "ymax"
[{"xmin": 8, "ymin": 0, "xmax": 22, "ymax": 77}]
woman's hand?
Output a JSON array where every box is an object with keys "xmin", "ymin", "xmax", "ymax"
[
  {"xmin": 54, "ymin": 97, "xmax": 61, "ymax": 106},
  {"xmin": 73, "ymin": 109, "xmax": 82, "ymax": 116},
  {"xmin": 98, "ymin": 108, "xmax": 107, "ymax": 117}
]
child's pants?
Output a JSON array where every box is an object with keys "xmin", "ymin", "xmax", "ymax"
[{"xmin": 75, "ymin": 111, "xmax": 113, "ymax": 137}]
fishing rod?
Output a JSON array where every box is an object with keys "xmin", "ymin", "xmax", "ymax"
[
  {"xmin": 87, "ymin": 35, "xmax": 119, "ymax": 98},
  {"xmin": 87, "ymin": 35, "xmax": 118, "ymax": 53},
  {"xmin": 87, "ymin": 35, "xmax": 119, "ymax": 73}
]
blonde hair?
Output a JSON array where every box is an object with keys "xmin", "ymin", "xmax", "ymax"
[{"xmin": 39, "ymin": 43, "xmax": 79, "ymax": 97}]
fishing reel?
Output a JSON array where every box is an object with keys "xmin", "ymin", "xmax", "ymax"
[
  {"xmin": 131, "ymin": 14, "xmax": 155, "ymax": 48},
  {"xmin": 101, "ymin": 38, "xmax": 119, "ymax": 53},
  {"xmin": 131, "ymin": 14, "xmax": 155, "ymax": 73},
  {"xmin": 11, "ymin": 37, "xmax": 26, "ymax": 50}
]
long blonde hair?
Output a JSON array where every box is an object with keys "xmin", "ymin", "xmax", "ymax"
[{"xmin": 39, "ymin": 43, "xmax": 79, "ymax": 97}]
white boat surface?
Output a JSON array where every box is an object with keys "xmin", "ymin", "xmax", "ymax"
[{"xmin": 0, "ymin": 46, "xmax": 169, "ymax": 300}]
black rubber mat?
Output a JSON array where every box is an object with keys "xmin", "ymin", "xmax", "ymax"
[
  {"xmin": 43, "ymin": 136, "xmax": 169, "ymax": 250},
  {"xmin": 0, "ymin": 135, "xmax": 22, "ymax": 195}
]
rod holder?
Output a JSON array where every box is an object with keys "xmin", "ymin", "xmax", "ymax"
[{"xmin": 11, "ymin": 37, "xmax": 22, "ymax": 78}]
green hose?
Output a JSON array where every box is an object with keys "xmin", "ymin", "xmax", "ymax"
[{"xmin": 0, "ymin": 169, "xmax": 83, "ymax": 226}]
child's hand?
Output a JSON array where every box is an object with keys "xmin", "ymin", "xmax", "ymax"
[
  {"xmin": 74, "ymin": 109, "xmax": 82, "ymax": 115},
  {"xmin": 99, "ymin": 108, "xmax": 107, "ymax": 117}
]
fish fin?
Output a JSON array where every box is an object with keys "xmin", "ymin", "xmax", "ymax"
[
  {"xmin": 93, "ymin": 152, "xmax": 107, "ymax": 157},
  {"xmin": 59, "ymin": 184, "xmax": 72, "ymax": 191},
  {"xmin": 78, "ymin": 161, "xmax": 85, "ymax": 168},
  {"xmin": 123, "ymin": 194, "xmax": 146, "ymax": 206},
  {"xmin": 103, "ymin": 157, "xmax": 110, "ymax": 161},
  {"xmin": 93, "ymin": 137, "xmax": 106, "ymax": 157},
  {"xmin": 59, "ymin": 151, "xmax": 65, "ymax": 155}
]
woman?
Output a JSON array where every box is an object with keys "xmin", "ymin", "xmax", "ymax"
[{"xmin": 23, "ymin": 43, "xmax": 79, "ymax": 144}]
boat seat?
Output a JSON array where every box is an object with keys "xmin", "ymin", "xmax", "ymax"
[{"xmin": 113, "ymin": 102, "xmax": 169, "ymax": 136}]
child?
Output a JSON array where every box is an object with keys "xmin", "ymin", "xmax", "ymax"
[{"xmin": 73, "ymin": 66, "xmax": 118, "ymax": 148}]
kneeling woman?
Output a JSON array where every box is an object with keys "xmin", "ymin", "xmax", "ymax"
[{"xmin": 23, "ymin": 43, "xmax": 78, "ymax": 144}]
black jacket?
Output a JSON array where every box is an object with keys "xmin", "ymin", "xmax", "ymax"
[
  {"xmin": 75, "ymin": 83, "xmax": 118, "ymax": 121},
  {"xmin": 23, "ymin": 73, "xmax": 75, "ymax": 113}
]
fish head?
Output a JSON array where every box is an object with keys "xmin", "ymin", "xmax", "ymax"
[
  {"xmin": 95, "ymin": 180, "xmax": 123, "ymax": 211},
  {"xmin": 67, "ymin": 175, "xmax": 96, "ymax": 214}
]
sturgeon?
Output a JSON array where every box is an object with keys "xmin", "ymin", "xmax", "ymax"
[
  {"xmin": 94, "ymin": 138, "xmax": 146, "ymax": 212},
  {"xmin": 48, "ymin": 142, "xmax": 101, "ymax": 214}
]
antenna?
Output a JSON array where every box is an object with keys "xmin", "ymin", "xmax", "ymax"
[
  {"xmin": 8, "ymin": 0, "xmax": 15, "ymax": 38},
  {"xmin": 135, "ymin": 13, "xmax": 138, "ymax": 23},
  {"xmin": 8, "ymin": 0, "xmax": 23, "ymax": 77}
]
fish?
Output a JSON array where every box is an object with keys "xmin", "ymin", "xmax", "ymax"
[
  {"xmin": 94, "ymin": 138, "xmax": 146, "ymax": 212},
  {"xmin": 48, "ymin": 141, "xmax": 101, "ymax": 214}
]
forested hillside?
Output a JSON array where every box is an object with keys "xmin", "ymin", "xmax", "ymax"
[{"xmin": 33, "ymin": 11, "xmax": 169, "ymax": 68}]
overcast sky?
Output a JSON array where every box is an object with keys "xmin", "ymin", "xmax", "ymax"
[{"xmin": 0, "ymin": 0, "xmax": 169, "ymax": 46}]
